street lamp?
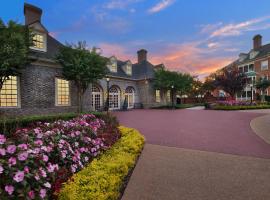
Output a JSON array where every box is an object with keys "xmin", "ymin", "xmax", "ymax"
[
  {"xmin": 106, "ymin": 77, "xmax": 110, "ymax": 114},
  {"xmin": 171, "ymin": 85, "xmax": 174, "ymax": 109}
]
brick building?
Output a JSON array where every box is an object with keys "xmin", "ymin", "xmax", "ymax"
[
  {"xmin": 212, "ymin": 34, "xmax": 270, "ymax": 100},
  {"xmin": 0, "ymin": 3, "xmax": 171, "ymax": 116}
]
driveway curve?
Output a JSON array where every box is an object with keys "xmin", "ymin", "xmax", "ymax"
[{"xmin": 114, "ymin": 109, "xmax": 270, "ymax": 158}]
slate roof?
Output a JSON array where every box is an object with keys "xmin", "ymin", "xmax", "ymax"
[
  {"xmin": 32, "ymin": 33, "xmax": 158, "ymax": 80},
  {"xmin": 237, "ymin": 43, "xmax": 270, "ymax": 64}
]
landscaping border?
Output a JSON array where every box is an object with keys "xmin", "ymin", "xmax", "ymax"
[
  {"xmin": 58, "ymin": 126, "xmax": 145, "ymax": 200},
  {"xmin": 211, "ymin": 105, "xmax": 270, "ymax": 110}
]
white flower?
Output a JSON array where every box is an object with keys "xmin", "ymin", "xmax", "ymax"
[{"xmin": 44, "ymin": 182, "xmax": 51, "ymax": 188}]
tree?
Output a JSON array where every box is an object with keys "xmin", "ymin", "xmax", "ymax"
[
  {"xmin": 154, "ymin": 69, "xmax": 193, "ymax": 102},
  {"xmin": 56, "ymin": 41, "xmax": 108, "ymax": 113},
  {"xmin": 213, "ymin": 68, "xmax": 247, "ymax": 99},
  {"xmin": 0, "ymin": 19, "xmax": 31, "ymax": 90},
  {"xmin": 256, "ymin": 77, "xmax": 270, "ymax": 103}
]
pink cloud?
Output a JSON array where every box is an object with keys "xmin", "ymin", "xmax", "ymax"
[{"xmin": 148, "ymin": 0, "xmax": 175, "ymax": 14}]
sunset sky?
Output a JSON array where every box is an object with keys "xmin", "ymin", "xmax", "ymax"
[{"xmin": 2, "ymin": 0, "xmax": 270, "ymax": 79}]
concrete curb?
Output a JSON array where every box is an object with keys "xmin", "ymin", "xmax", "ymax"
[{"xmin": 250, "ymin": 114, "xmax": 270, "ymax": 145}]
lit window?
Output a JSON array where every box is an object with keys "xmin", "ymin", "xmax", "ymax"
[
  {"xmin": 56, "ymin": 78, "xmax": 70, "ymax": 106},
  {"xmin": 32, "ymin": 33, "xmax": 44, "ymax": 49},
  {"xmin": 156, "ymin": 90, "xmax": 161, "ymax": 103},
  {"xmin": 109, "ymin": 86, "xmax": 120, "ymax": 109},
  {"xmin": 0, "ymin": 76, "xmax": 19, "ymax": 107},
  {"xmin": 108, "ymin": 57, "xmax": 117, "ymax": 72},
  {"xmin": 111, "ymin": 62, "xmax": 117, "ymax": 72},
  {"xmin": 261, "ymin": 60, "xmax": 268, "ymax": 70},
  {"xmin": 126, "ymin": 64, "xmax": 132, "ymax": 75},
  {"xmin": 167, "ymin": 90, "xmax": 171, "ymax": 102}
]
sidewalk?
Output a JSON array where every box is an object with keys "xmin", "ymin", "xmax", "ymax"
[
  {"xmin": 251, "ymin": 114, "xmax": 270, "ymax": 144},
  {"xmin": 122, "ymin": 144, "xmax": 270, "ymax": 200}
]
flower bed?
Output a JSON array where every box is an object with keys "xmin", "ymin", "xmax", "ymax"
[
  {"xmin": 58, "ymin": 126, "xmax": 145, "ymax": 200},
  {"xmin": 205, "ymin": 100, "xmax": 270, "ymax": 110},
  {"xmin": 0, "ymin": 114, "xmax": 120, "ymax": 199},
  {"xmin": 212, "ymin": 104, "xmax": 270, "ymax": 110}
]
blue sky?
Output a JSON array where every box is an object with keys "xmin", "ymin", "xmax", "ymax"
[{"xmin": 2, "ymin": 0, "xmax": 270, "ymax": 78}]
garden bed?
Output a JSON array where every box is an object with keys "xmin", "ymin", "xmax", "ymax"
[
  {"xmin": 0, "ymin": 113, "xmax": 121, "ymax": 199},
  {"xmin": 58, "ymin": 126, "xmax": 145, "ymax": 200},
  {"xmin": 211, "ymin": 104, "xmax": 270, "ymax": 110}
]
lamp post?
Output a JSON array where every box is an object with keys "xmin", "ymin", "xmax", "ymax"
[
  {"xmin": 171, "ymin": 85, "xmax": 174, "ymax": 109},
  {"xmin": 106, "ymin": 77, "xmax": 110, "ymax": 114}
]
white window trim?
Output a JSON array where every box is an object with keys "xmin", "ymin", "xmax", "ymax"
[
  {"xmin": 30, "ymin": 32, "xmax": 47, "ymax": 52},
  {"xmin": 0, "ymin": 76, "xmax": 21, "ymax": 109},
  {"xmin": 55, "ymin": 78, "xmax": 71, "ymax": 107},
  {"xmin": 156, "ymin": 90, "xmax": 161, "ymax": 103},
  {"xmin": 261, "ymin": 60, "xmax": 269, "ymax": 71}
]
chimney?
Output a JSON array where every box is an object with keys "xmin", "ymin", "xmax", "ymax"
[
  {"xmin": 137, "ymin": 49, "xmax": 147, "ymax": 63},
  {"xmin": 24, "ymin": 3, "xmax": 43, "ymax": 25},
  {"xmin": 253, "ymin": 34, "xmax": 262, "ymax": 50}
]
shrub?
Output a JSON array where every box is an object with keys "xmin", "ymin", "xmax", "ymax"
[
  {"xmin": 212, "ymin": 104, "xmax": 270, "ymax": 110},
  {"xmin": 0, "ymin": 112, "xmax": 115, "ymax": 136},
  {"xmin": 0, "ymin": 114, "xmax": 120, "ymax": 199},
  {"xmin": 58, "ymin": 126, "xmax": 145, "ymax": 200}
]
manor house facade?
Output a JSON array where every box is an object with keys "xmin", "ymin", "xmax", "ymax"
[{"xmin": 0, "ymin": 3, "xmax": 171, "ymax": 116}]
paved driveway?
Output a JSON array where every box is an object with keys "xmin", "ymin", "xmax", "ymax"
[{"xmin": 115, "ymin": 109, "xmax": 270, "ymax": 158}]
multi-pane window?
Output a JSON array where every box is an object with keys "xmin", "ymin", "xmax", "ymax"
[
  {"xmin": 0, "ymin": 76, "xmax": 18, "ymax": 107},
  {"xmin": 167, "ymin": 90, "xmax": 171, "ymax": 102},
  {"xmin": 155, "ymin": 90, "xmax": 161, "ymax": 103},
  {"xmin": 261, "ymin": 60, "xmax": 268, "ymax": 70},
  {"xmin": 126, "ymin": 65, "xmax": 132, "ymax": 75},
  {"xmin": 109, "ymin": 86, "xmax": 120, "ymax": 109},
  {"xmin": 56, "ymin": 78, "xmax": 70, "ymax": 106},
  {"xmin": 32, "ymin": 34, "xmax": 44, "ymax": 49},
  {"xmin": 91, "ymin": 85, "xmax": 102, "ymax": 111},
  {"xmin": 125, "ymin": 87, "xmax": 135, "ymax": 108}
]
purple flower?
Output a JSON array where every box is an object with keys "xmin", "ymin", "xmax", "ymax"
[
  {"xmin": 5, "ymin": 185, "xmax": 14, "ymax": 195},
  {"xmin": 0, "ymin": 148, "xmax": 6, "ymax": 156},
  {"xmin": 39, "ymin": 168, "xmax": 47, "ymax": 178},
  {"xmin": 7, "ymin": 145, "xmax": 16, "ymax": 154},
  {"xmin": 13, "ymin": 171, "xmax": 24, "ymax": 182},
  {"xmin": 18, "ymin": 144, "xmax": 28, "ymax": 150},
  {"xmin": 0, "ymin": 134, "xmax": 6, "ymax": 144},
  {"xmin": 18, "ymin": 152, "xmax": 28, "ymax": 161},
  {"xmin": 39, "ymin": 189, "xmax": 47, "ymax": 199},
  {"xmin": 0, "ymin": 165, "xmax": 3, "ymax": 174},
  {"xmin": 42, "ymin": 155, "xmax": 49, "ymax": 162},
  {"xmin": 8, "ymin": 157, "xmax": 16, "ymax": 166},
  {"xmin": 28, "ymin": 190, "xmax": 35, "ymax": 199}
]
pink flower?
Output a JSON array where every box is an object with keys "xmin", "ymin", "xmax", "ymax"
[
  {"xmin": 39, "ymin": 168, "xmax": 47, "ymax": 178},
  {"xmin": 34, "ymin": 140, "xmax": 43, "ymax": 146},
  {"xmin": 18, "ymin": 144, "xmax": 28, "ymax": 150},
  {"xmin": 34, "ymin": 173, "xmax": 40, "ymax": 181},
  {"xmin": 13, "ymin": 171, "xmax": 24, "ymax": 182},
  {"xmin": 28, "ymin": 190, "xmax": 35, "ymax": 199},
  {"xmin": 18, "ymin": 152, "xmax": 28, "ymax": 161},
  {"xmin": 0, "ymin": 134, "xmax": 6, "ymax": 144},
  {"xmin": 84, "ymin": 156, "xmax": 89, "ymax": 162},
  {"xmin": 0, "ymin": 148, "xmax": 6, "ymax": 156},
  {"xmin": 24, "ymin": 166, "xmax": 30, "ymax": 173},
  {"xmin": 39, "ymin": 189, "xmax": 47, "ymax": 199},
  {"xmin": 8, "ymin": 157, "xmax": 16, "ymax": 166},
  {"xmin": 5, "ymin": 185, "xmax": 14, "ymax": 195},
  {"xmin": 42, "ymin": 155, "xmax": 49, "ymax": 162},
  {"xmin": 7, "ymin": 145, "xmax": 16, "ymax": 154},
  {"xmin": 0, "ymin": 165, "xmax": 3, "ymax": 174},
  {"xmin": 44, "ymin": 182, "xmax": 51, "ymax": 188}
]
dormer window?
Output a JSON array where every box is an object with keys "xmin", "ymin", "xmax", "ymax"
[
  {"xmin": 108, "ymin": 56, "xmax": 117, "ymax": 72},
  {"xmin": 126, "ymin": 65, "xmax": 132, "ymax": 75},
  {"xmin": 31, "ymin": 32, "xmax": 47, "ymax": 52},
  {"xmin": 249, "ymin": 51, "xmax": 258, "ymax": 59}
]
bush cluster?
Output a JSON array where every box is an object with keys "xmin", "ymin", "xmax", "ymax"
[
  {"xmin": 58, "ymin": 126, "xmax": 145, "ymax": 200},
  {"xmin": 212, "ymin": 104, "xmax": 270, "ymax": 110},
  {"xmin": 0, "ymin": 114, "xmax": 120, "ymax": 199}
]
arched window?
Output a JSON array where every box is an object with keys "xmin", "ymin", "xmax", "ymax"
[
  {"xmin": 125, "ymin": 87, "xmax": 135, "ymax": 108},
  {"xmin": 109, "ymin": 86, "xmax": 120, "ymax": 109},
  {"xmin": 91, "ymin": 85, "xmax": 103, "ymax": 111}
]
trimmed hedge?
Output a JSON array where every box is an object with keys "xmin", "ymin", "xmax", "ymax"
[
  {"xmin": 212, "ymin": 104, "xmax": 270, "ymax": 110},
  {"xmin": 58, "ymin": 126, "xmax": 145, "ymax": 200},
  {"xmin": 151, "ymin": 103, "xmax": 204, "ymax": 109},
  {"xmin": 0, "ymin": 112, "xmax": 110, "ymax": 135}
]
